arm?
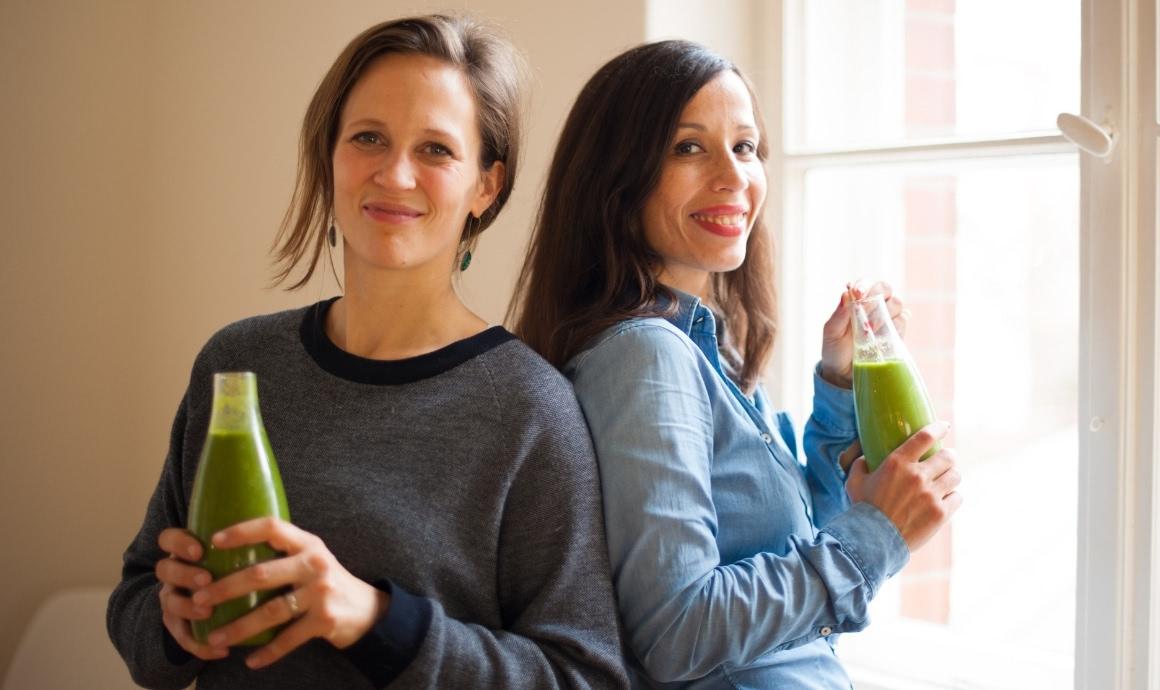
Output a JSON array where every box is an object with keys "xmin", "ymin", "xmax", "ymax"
[
  {"xmin": 106, "ymin": 395, "xmax": 207, "ymax": 690},
  {"xmin": 803, "ymin": 365, "xmax": 858, "ymax": 528},
  {"xmin": 570, "ymin": 324, "xmax": 908, "ymax": 683}
]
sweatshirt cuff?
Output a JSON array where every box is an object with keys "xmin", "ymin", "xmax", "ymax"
[
  {"xmin": 812, "ymin": 363, "xmax": 857, "ymax": 436},
  {"xmin": 162, "ymin": 626, "xmax": 196, "ymax": 665},
  {"xmin": 343, "ymin": 579, "xmax": 433, "ymax": 688},
  {"xmin": 822, "ymin": 503, "xmax": 910, "ymax": 594}
]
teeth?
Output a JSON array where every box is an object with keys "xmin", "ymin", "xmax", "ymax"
[{"xmin": 691, "ymin": 213, "xmax": 746, "ymax": 225}]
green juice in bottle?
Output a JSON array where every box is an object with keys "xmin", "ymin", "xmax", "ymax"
[
  {"xmin": 187, "ymin": 371, "xmax": 290, "ymax": 646},
  {"xmin": 849, "ymin": 295, "xmax": 940, "ymax": 472}
]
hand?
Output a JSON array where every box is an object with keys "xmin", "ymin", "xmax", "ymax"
[
  {"xmin": 155, "ymin": 528, "xmax": 229, "ymax": 661},
  {"xmin": 190, "ymin": 518, "xmax": 390, "ymax": 669},
  {"xmin": 844, "ymin": 421, "xmax": 962, "ymax": 552},
  {"xmin": 838, "ymin": 440, "xmax": 862, "ymax": 475},
  {"xmin": 819, "ymin": 280, "xmax": 910, "ymax": 388}
]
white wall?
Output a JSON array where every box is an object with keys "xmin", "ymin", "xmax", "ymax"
[{"xmin": 0, "ymin": 0, "xmax": 647, "ymax": 678}]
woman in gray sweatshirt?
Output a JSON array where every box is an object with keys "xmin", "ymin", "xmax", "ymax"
[{"xmin": 106, "ymin": 14, "xmax": 627, "ymax": 690}]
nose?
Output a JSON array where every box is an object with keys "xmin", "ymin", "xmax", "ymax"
[
  {"xmin": 712, "ymin": 151, "xmax": 748, "ymax": 192},
  {"xmin": 373, "ymin": 150, "xmax": 417, "ymax": 190}
]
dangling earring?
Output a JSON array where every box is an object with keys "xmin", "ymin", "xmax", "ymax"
[
  {"xmin": 327, "ymin": 223, "xmax": 337, "ymax": 247},
  {"xmin": 459, "ymin": 250, "xmax": 473, "ymax": 272}
]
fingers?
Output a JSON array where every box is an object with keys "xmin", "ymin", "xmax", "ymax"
[
  {"xmin": 838, "ymin": 440, "xmax": 862, "ymax": 474},
  {"xmin": 931, "ymin": 458, "xmax": 963, "ymax": 498},
  {"xmin": 244, "ymin": 610, "xmax": 316, "ymax": 669},
  {"xmin": 159, "ymin": 585, "xmax": 228, "ymax": 660},
  {"xmin": 863, "ymin": 280, "xmax": 893, "ymax": 301},
  {"xmin": 159, "ymin": 581, "xmax": 212, "ymax": 622},
  {"xmin": 193, "ymin": 555, "xmax": 305, "ymax": 609},
  {"xmin": 212, "ymin": 517, "xmax": 309, "ymax": 553},
  {"xmin": 156, "ymin": 556, "xmax": 211, "ymax": 591},
  {"xmin": 206, "ymin": 589, "xmax": 304, "ymax": 650},
  {"xmin": 158, "ymin": 527, "xmax": 203, "ymax": 562},
  {"xmin": 890, "ymin": 420, "xmax": 950, "ymax": 463}
]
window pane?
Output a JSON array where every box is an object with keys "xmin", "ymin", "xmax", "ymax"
[
  {"xmin": 785, "ymin": 0, "xmax": 1080, "ymax": 150},
  {"xmin": 788, "ymin": 154, "xmax": 1078, "ymax": 688}
]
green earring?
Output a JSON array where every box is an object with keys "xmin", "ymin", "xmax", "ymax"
[{"xmin": 459, "ymin": 250, "xmax": 473, "ymax": 272}]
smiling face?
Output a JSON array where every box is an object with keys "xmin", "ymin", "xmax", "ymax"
[
  {"xmin": 640, "ymin": 71, "xmax": 768, "ymax": 298},
  {"xmin": 331, "ymin": 52, "xmax": 502, "ymax": 278}
]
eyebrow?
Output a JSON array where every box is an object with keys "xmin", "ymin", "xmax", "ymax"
[
  {"xmin": 343, "ymin": 118, "xmax": 463, "ymax": 142},
  {"xmin": 675, "ymin": 121, "xmax": 759, "ymax": 133}
]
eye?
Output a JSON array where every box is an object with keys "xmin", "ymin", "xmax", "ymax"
[
  {"xmin": 674, "ymin": 140, "xmax": 704, "ymax": 156},
  {"xmin": 734, "ymin": 140, "xmax": 758, "ymax": 156},
  {"xmin": 421, "ymin": 142, "xmax": 454, "ymax": 158},
  {"xmin": 351, "ymin": 131, "xmax": 385, "ymax": 149}
]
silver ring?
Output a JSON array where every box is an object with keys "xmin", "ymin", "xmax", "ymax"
[{"xmin": 285, "ymin": 591, "xmax": 302, "ymax": 617}]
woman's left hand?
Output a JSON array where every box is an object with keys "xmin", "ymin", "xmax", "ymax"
[
  {"xmin": 819, "ymin": 281, "xmax": 910, "ymax": 388},
  {"xmin": 190, "ymin": 517, "xmax": 389, "ymax": 669}
]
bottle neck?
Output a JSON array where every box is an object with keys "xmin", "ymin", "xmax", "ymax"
[{"xmin": 207, "ymin": 372, "xmax": 263, "ymax": 434}]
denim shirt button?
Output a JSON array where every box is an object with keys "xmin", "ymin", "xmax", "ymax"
[
  {"xmin": 820, "ymin": 626, "xmax": 833, "ymax": 636},
  {"xmin": 760, "ymin": 432, "xmax": 773, "ymax": 444}
]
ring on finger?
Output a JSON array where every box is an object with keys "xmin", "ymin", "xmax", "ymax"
[{"xmin": 285, "ymin": 591, "xmax": 303, "ymax": 618}]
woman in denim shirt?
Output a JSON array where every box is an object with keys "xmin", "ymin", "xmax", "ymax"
[{"xmin": 510, "ymin": 41, "xmax": 963, "ymax": 689}]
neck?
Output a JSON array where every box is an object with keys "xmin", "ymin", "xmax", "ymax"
[
  {"xmin": 327, "ymin": 259, "xmax": 486, "ymax": 360},
  {"xmin": 657, "ymin": 266, "xmax": 712, "ymax": 303}
]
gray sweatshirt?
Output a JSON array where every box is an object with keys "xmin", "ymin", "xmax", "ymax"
[{"xmin": 107, "ymin": 299, "xmax": 629, "ymax": 689}]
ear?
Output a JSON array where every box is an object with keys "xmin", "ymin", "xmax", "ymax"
[{"xmin": 470, "ymin": 161, "xmax": 505, "ymax": 219}]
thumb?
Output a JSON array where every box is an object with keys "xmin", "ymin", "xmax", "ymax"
[
  {"xmin": 892, "ymin": 420, "xmax": 950, "ymax": 463},
  {"xmin": 845, "ymin": 456, "xmax": 870, "ymax": 500}
]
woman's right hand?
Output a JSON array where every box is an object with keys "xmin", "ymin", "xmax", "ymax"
[
  {"xmin": 844, "ymin": 421, "xmax": 963, "ymax": 552},
  {"xmin": 155, "ymin": 527, "xmax": 229, "ymax": 660}
]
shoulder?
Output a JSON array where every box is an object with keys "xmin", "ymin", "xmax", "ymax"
[
  {"xmin": 475, "ymin": 336, "xmax": 585, "ymax": 417},
  {"xmin": 191, "ymin": 304, "xmax": 312, "ymax": 374},
  {"xmin": 565, "ymin": 317, "xmax": 701, "ymax": 377}
]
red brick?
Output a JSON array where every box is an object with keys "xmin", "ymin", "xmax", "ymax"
[
  {"xmin": 905, "ymin": 241, "xmax": 957, "ymax": 297},
  {"xmin": 905, "ymin": 73, "xmax": 956, "ymax": 131},
  {"xmin": 901, "ymin": 575, "xmax": 951, "ymax": 623},
  {"xmin": 907, "ymin": 0, "xmax": 955, "ymax": 14},
  {"xmin": 906, "ymin": 523, "xmax": 952, "ymax": 574},
  {"xmin": 904, "ymin": 178, "xmax": 957, "ymax": 237},
  {"xmin": 905, "ymin": 20, "xmax": 955, "ymax": 72}
]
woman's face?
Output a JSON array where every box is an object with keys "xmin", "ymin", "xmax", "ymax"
[
  {"xmin": 332, "ymin": 53, "xmax": 502, "ymax": 278},
  {"xmin": 640, "ymin": 71, "xmax": 767, "ymax": 298}
]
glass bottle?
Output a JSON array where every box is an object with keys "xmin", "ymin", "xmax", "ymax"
[
  {"xmin": 850, "ymin": 295, "xmax": 940, "ymax": 471},
  {"xmin": 187, "ymin": 371, "xmax": 290, "ymax": 646}
]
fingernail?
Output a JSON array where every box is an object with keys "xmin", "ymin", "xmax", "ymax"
[
  {"xmin": 192, "ymin": 591, "xmax": 209, "ymax": 605},
  {"xmin": 186, "ymin": 544, "xmax": 199, "ymax": 559},
  {"xmin": 246, "ymin": 653, "xmax": 265, "ymax": 669},
  {"xmin": 212, "ymin": 532, "xmax": 226, "ymax": 545},
  {"xmin": 194, "ymin": 572, "xmax": 211, "ymax": 587}
]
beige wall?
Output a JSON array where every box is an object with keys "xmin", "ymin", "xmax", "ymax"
[{"xmin": 0, "ymin": 0, "xmax": 648, "ymax": 679}]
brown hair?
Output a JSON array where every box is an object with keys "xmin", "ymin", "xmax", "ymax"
[
  {"xmin": 508, "ymin": 40, "xmax": 776, "ymax": 393},
  {"xmin": 272, "ymin": 14, "xmax": 525, "ymax": 288}
]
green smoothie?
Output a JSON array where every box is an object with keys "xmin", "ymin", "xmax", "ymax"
[
  {"xmin": 852, "ymin": 359, "xmax": 939, "ymax": 472},
  {"xmin": 187, "ymin": 375, "xmax": 290, "ymax": 647}
]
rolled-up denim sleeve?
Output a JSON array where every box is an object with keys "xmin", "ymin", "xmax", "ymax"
[
  {"xmin": 569, "ymin": 327, "xmax": 909, "ymax": 683},
  {"xmin": 803, "ymin": 364, "xmax": 859, "ymax": 528}
]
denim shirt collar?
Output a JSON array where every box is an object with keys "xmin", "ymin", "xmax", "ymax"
[
  {"xmin": 655, "ymin": 287, "xmax": 716, "ymax": 339},
  {"xmin": 655, "ymin": 287, "xmax": 754, "ymax": 407}
]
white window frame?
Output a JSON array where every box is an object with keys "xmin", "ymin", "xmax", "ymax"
[
  {"xmin": 646, "ymin": 0, "xmax": 1158, "ymax": 685},
  {"xmin": 759, "ymin": 1, "xmax": 1160, "ymax": 688}
]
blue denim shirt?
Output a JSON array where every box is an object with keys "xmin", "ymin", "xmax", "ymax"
[{"xmin": 564, "ymin": 290, "xmax": 909, "ymax": 689}]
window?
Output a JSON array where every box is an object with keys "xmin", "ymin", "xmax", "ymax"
[
  {"xmin": 777, "ymin": 1, "xmax": 1081, "ymax": 687},
  {"xmin": 649, "ymin": 0, "xmax": 1159, "ymax": 685}
]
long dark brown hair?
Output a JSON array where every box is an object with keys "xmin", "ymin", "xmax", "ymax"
[
  {"xmin": 272, "ymin": 14, "xmax": 525, "ymax": 289},
  {"xmin": 508, "ymin": 40, "xmax": 777, "ymax": 393}
]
